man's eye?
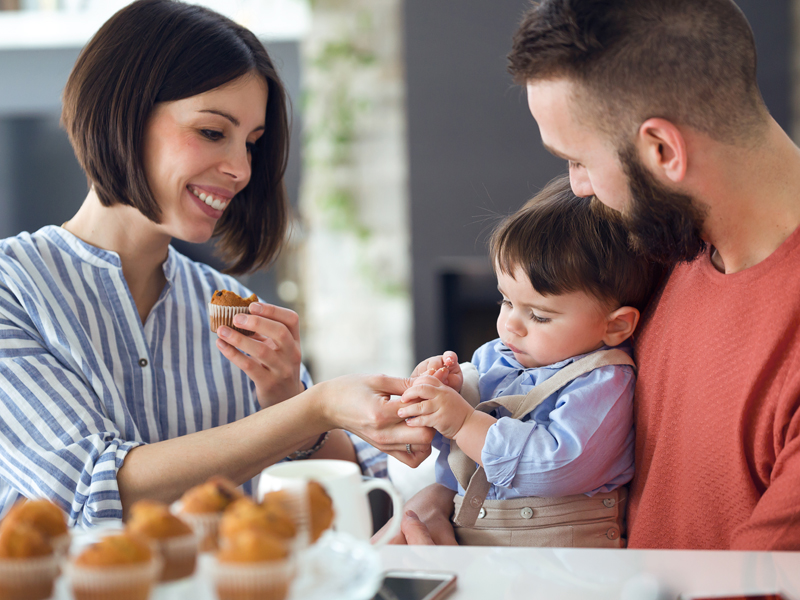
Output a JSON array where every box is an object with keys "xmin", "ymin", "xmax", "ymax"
[
  {"xmin": 569, "ymin": 160, "xmax": 583, "ymax": 169},
  {"xmin": 201, "ymin": 129, "xmax": 224, "ymax": 141}
]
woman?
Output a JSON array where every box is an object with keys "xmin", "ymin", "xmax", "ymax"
[{"xmin": 0, "ymin": 0, "xmax": 431, "ymax": 527}]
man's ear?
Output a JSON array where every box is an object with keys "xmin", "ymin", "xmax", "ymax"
[
  {"xmin": 602, "ymin": 306, "xmax": 640, "ymax": 347},
  {"xmin": 637, "ymin": 118, "xmax": 687, "ymax": 184}
]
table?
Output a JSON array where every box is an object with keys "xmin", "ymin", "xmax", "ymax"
[{"xmin": 378, "ymin": 546, "xmax": 800, "ymax": 600}]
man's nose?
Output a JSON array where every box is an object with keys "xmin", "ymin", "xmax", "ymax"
[{"xmin": 569, "ymin": 167, "xmax": 593, "ymax": 198}]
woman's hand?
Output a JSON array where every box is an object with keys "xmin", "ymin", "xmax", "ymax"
[
  {"xmin": 215, "ymin": 302, "xmax": 303, "ymax": 409},
  {"xmin": 319, "ymin": 374, "xmax": 436, "ymax": 467}
]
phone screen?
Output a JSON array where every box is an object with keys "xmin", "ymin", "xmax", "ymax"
[{"xmin": 372, "ymin": 573, "xmax": 455, "ymax": 600}]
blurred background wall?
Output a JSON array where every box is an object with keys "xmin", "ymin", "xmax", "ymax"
[{"xmin": 0, "ymin": 0, "xmax": 793, "ymax": 383}]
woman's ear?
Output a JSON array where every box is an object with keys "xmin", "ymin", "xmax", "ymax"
[
  {"xmin": 602, "ymin": 306, "xmax": 640, "ymax": 347},
  {"xmin": 637, "ymin": 118, "xmax": 687, "ymax": 184}
]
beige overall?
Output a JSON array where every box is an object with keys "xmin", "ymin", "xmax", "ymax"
[{"xmin": 448, "ymin": 349, "xmax": 635, "ymax": 548}]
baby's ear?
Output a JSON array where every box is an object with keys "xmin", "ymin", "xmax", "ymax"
[{"xmin": 602, "ymin": 306, "xmax": 640, "ymax": 347}]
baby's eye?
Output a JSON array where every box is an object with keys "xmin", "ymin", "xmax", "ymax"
[
  {"xmin": 201, "ymin": 129, "xmax": 224, "ymax": 141},
  {"xmin": 497, "ymin": 299, "xmax": 512, "ymax": 308},
  {"xmin": 530, "ymin": 313, "xmax": 551, "ymax": 324}
]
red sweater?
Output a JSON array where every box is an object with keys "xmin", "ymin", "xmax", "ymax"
[{"xmin": 629, "ymin": 225, "xmax": 800, "ymax": 550}]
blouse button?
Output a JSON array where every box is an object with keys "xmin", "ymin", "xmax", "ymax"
[
  {"xmin": 520, "ymin": 507, "xmax": 533, "ymax": 519},
  {"xmin": 138, "ymin": 358, "xmax": 148, "ymax": 367}
]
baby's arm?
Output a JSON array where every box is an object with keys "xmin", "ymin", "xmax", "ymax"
[
  {"xmin": 398, "ymin": 375, "xmax": 495, "ymax": 466},
  {"xmin": 411, "ymin": 351, "xmax": 463, "ymax": 392}
]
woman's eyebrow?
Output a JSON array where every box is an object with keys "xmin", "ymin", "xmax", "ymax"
[{"xmin": 199, "ymin": 109, "xmax": 265, "ymax": 132}]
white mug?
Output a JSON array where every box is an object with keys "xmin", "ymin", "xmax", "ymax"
[{"xmin": 258, "ymin": 459, "xmax": 403, "ymax": 546}]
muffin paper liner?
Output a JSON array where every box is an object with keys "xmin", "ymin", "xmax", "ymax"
[
  {"xmin": 66, "ymin": 555, "xmax": 162, "ymax": 600},
  {"xmin": 154, "ymin": 533, "xmax": 198, "ymax": 581},
  {"xmin": 0, "ymin": 554, "xmax": 59, "ymax": 600},
  {"xmin": 178, "ymin": 510, "xmax": 223, "ymax": 553},
  {"xmin": 208, "ymin": 304, "xmax": 253, "ymax": 336},
  {"xmin": 211, "ymin": 556, "xmax": 296, "ymax": 600}
]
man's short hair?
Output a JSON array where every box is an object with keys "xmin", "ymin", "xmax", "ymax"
[
  {"xmin": 62, "ymin": 0, "xmax": 290, "ymax": 274},
  {"xmin": 508, "ymin": 0, "xmax": 768, "ymax": 144},
  {"xmin": 490, "ymin": 176, "xmax": 662, "ymax": 312}
]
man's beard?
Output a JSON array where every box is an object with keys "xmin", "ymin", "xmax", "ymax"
[{"xmin": 618, "ymin": 143, "xmax": 707, "ymax": 264}]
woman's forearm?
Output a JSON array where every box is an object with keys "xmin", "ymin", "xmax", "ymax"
[{"xmin": 117, "ymin": 384, "xmax": 329, "ymax": 517}]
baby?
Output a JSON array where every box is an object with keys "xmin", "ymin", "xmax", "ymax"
[{"xmin": 398, "ymin": 176, "xmax": 662, "ymax": 547}]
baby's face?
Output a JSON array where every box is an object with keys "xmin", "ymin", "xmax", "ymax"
[{"xmin": 496, "ymin": 266, "xmax": 612, "ymax": 369}]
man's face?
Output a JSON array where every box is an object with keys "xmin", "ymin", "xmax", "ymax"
[{"xmin": 526, "ymin": 79, "xmax": 706, "ymax": 263}]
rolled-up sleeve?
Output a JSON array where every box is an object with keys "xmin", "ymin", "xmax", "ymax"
[
  {"xmin": 0, "ymin": 331, "xmax": 142, "ymax": 527},
  {"xmin": 481, "ymin": 364, "xmax": 635, "ymax": 497}
]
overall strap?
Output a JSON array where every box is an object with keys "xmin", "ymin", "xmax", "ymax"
[{"xmin": 449, "ymin": 348, "xmax": 635, "ymax": 527}]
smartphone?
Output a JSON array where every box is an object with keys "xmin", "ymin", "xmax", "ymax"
[
  {"xmin": 679, "ymin": 593, "xmax": 792, "ymax": 600},
  {"xmin": 371, "ymin": 570, "xmax": 457, "ymax": 600}
]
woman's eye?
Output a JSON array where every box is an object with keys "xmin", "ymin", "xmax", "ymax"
[
  {"xmin": 246, "ymin": 141, "xmax": 258, "ymax": 154},
  {"xmin": 531, "ymin": 313, "xmax": 551, "ymax": 324},
  {"xmin": 201, "ymin": 129, "xmax": 224, "ymax": 141}
]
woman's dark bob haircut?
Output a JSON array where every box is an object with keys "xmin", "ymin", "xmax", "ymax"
[{"xmin": 62, "ymin": 0, "xmax": 290, "ymax": 274}]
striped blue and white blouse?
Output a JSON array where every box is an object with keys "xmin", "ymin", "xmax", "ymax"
[{"xmin": 0, "ymin": 226, "xmax": 385, "ymax": 527}]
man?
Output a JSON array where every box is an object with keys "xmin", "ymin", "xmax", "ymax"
[{"xmin": 396, "ymin": 0, "xmax": 800, "ymax": 550}]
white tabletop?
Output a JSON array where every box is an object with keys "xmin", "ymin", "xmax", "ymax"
[{"xmin": 378, "ymin": 546, "xmax": 800, "ymax": 600}]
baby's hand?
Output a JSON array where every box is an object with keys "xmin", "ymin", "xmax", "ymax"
[
  {"xmin": 398, "ymin": 375, "xmax": 473, "ymax": 440},
  {"xmin": 410, "ymin": 351, "xmax": 463, "ymax": 392}
]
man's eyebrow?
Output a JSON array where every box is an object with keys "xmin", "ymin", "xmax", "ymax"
[
  {"xmin": 542, "ymin": 142, "xmax": 575, "ymax": 162},
  {"xmin": 199, "ymin": 109, "xmax": 265, "ymax": 133}
]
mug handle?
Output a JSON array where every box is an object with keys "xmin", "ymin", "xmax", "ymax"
[{"xmin": 361, "ymin": 478, "xmax": 404, "ymax": 546}]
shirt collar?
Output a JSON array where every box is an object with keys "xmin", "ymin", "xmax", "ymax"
[{"xmin": 494, "ymin": 339, "xmax": 631, "ymax": 373}]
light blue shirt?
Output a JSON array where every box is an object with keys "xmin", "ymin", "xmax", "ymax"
[
  {"xmin": 434, "ymin": 339, "xmax": 635, "ymax": 499},
  {"xmin": 0, "ymin": 226, "xmax": 385, "ymax": 526}
]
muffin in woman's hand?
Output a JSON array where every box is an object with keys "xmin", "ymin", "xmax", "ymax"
[
  {"xmin": 66, "ymin": 532, "xmax": 160, "ymax": 600},
  {"xmin": 0, "ymin": 520, "xmax": 59, "ymax": 600},
  {"xmin": 2, "ymin": 498, "xmax": 69, "ymax": 557},
  {"xmin": 127, "ymin": 500, "xmax": 197, "ymax": 582},
  {"xmin": 177, "ymin": 476, "xmax": 243, "ymax": 551},
  {"xmin": 213, "ymin": 529, "xmax": 294, "ymax": 600},
  {"xmin": 220, "ymin": 498, "xmax": 296, "ymax": 544},
  {"xmin": 209, "ymin": 290, "xmax": 258, "ymax": 336}
]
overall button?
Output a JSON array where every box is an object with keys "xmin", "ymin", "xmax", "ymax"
[
  {"xmin": 138, "ymin": 358, "xmax": 148, "ymax": 367},
  {"xmin": 603, "ymin": 498, "xmax": 616, "ymax": 508},
  {"xmin": 477, "ymin": 507, "xmax": 486, "ymax": 519},
  {"xmin": 607, "ymin": 528, "xmax": 620, "ymax": 540},
  {"xmin": 520, "ymin": 507, "xmax": 533, "ymax": 519},
  {"xmin": 469, "ymin": 496, "xmax": 482, "ymax": 509}
]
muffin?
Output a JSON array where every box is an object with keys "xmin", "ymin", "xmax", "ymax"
[
  {"xmin": 213, "ymin": 529, "xmax": 294, "ymax": 600},
  {"xmin": 220, "ymin": 497, "xmax": 296, "ymax": 543},
  {"xmin": 178, "ymin": 476, "xmax": 243, "ymax": 551},
  {"xmin": 127, "ymin": 500, "xmax": 197, "ymax": 582},
  {"xmin": 262, "ymin": 480, "xmax": 334, "ymax": 547},
  {"xmin": 3, "ymin": 498, "xmax": 69, "ymax": 556},
  {"xmin": 209, "ymin": 290, "xmax": 258, "ymax": 336},
  {"xmin": 66, "ymin": 532, "xmax": 161, "ymax": 600},
  {"xmin": 0, "ymin": 521, "xmax": 59, "ymax": 600}
]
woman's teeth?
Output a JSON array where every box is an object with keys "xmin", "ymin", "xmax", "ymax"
[{"xmin": 189, "ymin": 187, "xmax": 229, "ymax": 211}]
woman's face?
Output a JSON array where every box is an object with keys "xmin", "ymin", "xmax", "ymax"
[{"xmin": 142, "ymin": 73, "xmax": 268, "ymax": 243}]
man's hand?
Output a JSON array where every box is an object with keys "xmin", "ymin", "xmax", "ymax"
[
  {"xmin": 411, "ymin": 351, "xmax": 463, "ymax": 392},
  {"xmin": 398, "ymin": 375, "xmax": 474, "ymax": 440},
  {"xmin": 372, "ymin": 483, "xmax": 458, "ymax": 545}
]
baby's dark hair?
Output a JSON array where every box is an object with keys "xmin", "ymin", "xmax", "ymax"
[{"xmin": 490, "ymin": 176, "xmax": 662, "ymax": 312}]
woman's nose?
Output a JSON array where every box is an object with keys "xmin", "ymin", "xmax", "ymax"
[
  {"xmin": 220, "ymin": 144, "xmax": 252, "ymax": 183},
  {"xmin": 569, "ymin": 165, "xmax": 593, "ymax": 198}
]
